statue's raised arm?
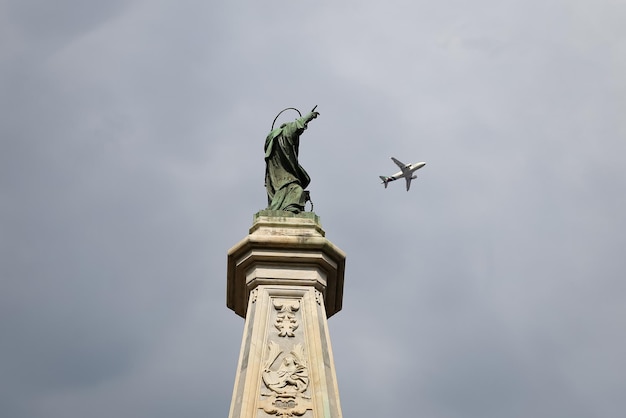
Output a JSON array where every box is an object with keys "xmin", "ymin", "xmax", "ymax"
[{"xmin": 264, "ymin": 106, "xmax": 319, "ymax": 214}]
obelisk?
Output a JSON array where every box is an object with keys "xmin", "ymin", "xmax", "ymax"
[{"xmin": 226, "ymin": 210, "xmax": 345, "ymax": 418}]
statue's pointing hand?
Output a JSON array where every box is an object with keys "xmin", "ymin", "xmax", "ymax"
[{"xmin": 305, "ymin": 106, "xmax": 319, "ymax": 122}]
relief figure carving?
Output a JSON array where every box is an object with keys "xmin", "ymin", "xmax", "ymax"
[{"xmin": 260, "ymin": 341, "xmax": 312, "ymax": 417}]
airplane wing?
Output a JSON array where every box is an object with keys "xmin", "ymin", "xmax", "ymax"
[
  {"xmin": 391, "ymin": 157, "xmax": 406, "ymax": 170},
  {"xmin": 405, "ymin": 176, "xmax": 412, "ymax": 191}
]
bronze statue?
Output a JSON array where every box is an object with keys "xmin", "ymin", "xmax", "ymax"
[{"xmin": 264, "ymin": 106, "xmax": 319, "ymax": 213}]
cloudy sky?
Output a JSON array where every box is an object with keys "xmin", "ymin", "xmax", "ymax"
[{"xmin": 1, "ymin": 1, "xmax": 625, "ymax": 417}]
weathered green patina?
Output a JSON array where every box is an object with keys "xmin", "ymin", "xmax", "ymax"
[{"xmin": 264, "ymin": 108, "xmax": 319, "ymax": 213}]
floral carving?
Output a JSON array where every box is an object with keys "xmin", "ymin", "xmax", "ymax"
[
  {"xmin": 314, "ymin": 290, "xmax": 322, "ymax": 306},
  {"xmin": 273, "ymin": 299, "xmax": 300, "ymax": 337}
]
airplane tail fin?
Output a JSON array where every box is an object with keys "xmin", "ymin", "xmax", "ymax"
[{"xmin": 379, "ymin": 176, "xmax": 389, "ymax": 189}]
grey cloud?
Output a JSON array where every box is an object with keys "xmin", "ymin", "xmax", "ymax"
[{"xmin": 2, "ymin": 1, "xmax": 625, "ymax": 418}]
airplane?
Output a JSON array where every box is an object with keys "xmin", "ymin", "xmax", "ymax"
[{"xmin": 379, "ymin": 157, "xmax": 426, "ymax": 191}]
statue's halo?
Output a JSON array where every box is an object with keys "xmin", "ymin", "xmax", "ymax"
[{"xmin": 271, "ymin": 107, "xmax": 302, "ymax": 130}]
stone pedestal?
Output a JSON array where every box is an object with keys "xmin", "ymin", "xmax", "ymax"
[{"xmin": 226, "ymin": 211, "xmax": 346, "ymax": 418}]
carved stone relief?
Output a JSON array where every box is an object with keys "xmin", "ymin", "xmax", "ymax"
[
  {"xmin": 273, "ymin": 299, "xmax": 300, "ymax": 337},
  {"xmin": 260, "ymin": 341, "xmax": 312, "ymax": 417}
]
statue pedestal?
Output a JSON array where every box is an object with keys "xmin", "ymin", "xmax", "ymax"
[{"xmin": 226, "ymin": 211, "xmax": 346, "ymax": 418}]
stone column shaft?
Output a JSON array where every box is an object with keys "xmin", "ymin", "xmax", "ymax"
[{"xmin": 226, "ymin": 212, "xmax": 345, "ymax": 418}]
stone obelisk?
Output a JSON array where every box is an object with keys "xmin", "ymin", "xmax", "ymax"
[{"xmin": 226, "ymin": 210, "xmax": 345, "ymax": 418}]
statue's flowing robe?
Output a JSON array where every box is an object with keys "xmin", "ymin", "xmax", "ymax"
[{"xmin": 264, "ymin": 116, "xmax": 310, "ymax": 212}]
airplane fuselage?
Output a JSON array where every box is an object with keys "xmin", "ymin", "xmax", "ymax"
[{"xmin": 387, "ymin": 162, "xmax": 426, "ymax": 181}]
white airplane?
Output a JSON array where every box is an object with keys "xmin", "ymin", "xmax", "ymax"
[{"xmin": 379, "ymin": 157, "xmax": 426, "ymax": 191}]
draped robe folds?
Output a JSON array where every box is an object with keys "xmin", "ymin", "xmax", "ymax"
[{"xmin": 264, "ymin": 116, "xmax": 311, "ymax": 213}]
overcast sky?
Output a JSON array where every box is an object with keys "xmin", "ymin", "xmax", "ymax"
[{"xmin": 1, "ymin": 1, "xmax": 625, "ymax": 417}]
